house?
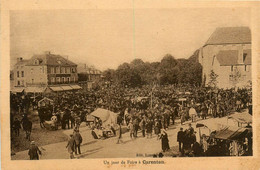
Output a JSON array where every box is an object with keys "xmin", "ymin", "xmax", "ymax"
[
  {"xmin": 77, "ymin": 63, "xmax": 102, "ymax": 91},
  {"xmin": 199, "ymin": 27, "xmax": 251, "ymax": 89},
  {"xmin": 11, "ymin": 58, "xmax": 29, "ymax": 93},
  {"xmin": 11, "ymin": 51, "xmax": 81, "ymax": 93}
]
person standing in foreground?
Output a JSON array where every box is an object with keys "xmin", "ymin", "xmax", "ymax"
[
  {"xmin": 73, "ymin": 129, "xmax": 83, "ymax": 155},
  {"xmin": 28, "ymin": 141, "xmax": 42, "ymax": 160},
  {"xmin": 116, "ymin": 124, "xmax": 123, "ymax": 144},
  {"xmin": 13, "ymin": 117, "xmax": 21, "ymax": 136},
  {"xmin": 128, "ymin": 120, "xmax": 134, "ymax": 139},
  {"xmin": 159, "ymin": 129, "xmax": 170, "ymax": 152},
  {"xmin": 66, "ymin": 134, "xmax": 76, "ymax": 159},
  {"xmin": 177, "ymin": 127, "xmax": 185, "ymax": 154}
]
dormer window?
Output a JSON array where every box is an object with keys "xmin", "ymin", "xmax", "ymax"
[{"xmin": 34, "ymin": 59, "xmax": 39, "ymax": 65}]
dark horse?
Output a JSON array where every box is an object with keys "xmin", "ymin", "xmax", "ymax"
[
  {"xmin": 21, "ymin": 116, "xmax": 32, "ymax": 141},
  {"xmin": 38, "ymin": 107, "xmax": 52, "ymax": 128}
]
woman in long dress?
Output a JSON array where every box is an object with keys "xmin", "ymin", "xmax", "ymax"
[{"xmin": 160, "ymin": 129, "xmax": 170, "ymax": 152}]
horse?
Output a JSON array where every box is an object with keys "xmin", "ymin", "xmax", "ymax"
[
  {"xmin": 38, "ymin": 107, "xmax": 52, "ymax": 128},
  {"xmin": 22, "ymin": 119, "xmax": 32, "ymax": 141}
]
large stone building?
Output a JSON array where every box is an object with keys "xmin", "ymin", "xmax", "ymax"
[
  {"xmin": 199, "ymin": 27, "xmax": 251, "ymax": 89},
  {"xmin": 11, "ymin": 51, "xmax": 81, "ymax": 93}
]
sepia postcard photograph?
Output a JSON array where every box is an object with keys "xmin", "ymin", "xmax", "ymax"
[{"xmin": 1, "ymin": 0, "xmax": 260, "ymax": 170}]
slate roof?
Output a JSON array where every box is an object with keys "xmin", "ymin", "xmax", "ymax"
[
  {"xmin": 26, "ymin": 53, "xmax": 77, "ymax": 66},
  {"xmin": 205, "ymin": 27, "xmax": 251, "ymax": 46},
  {"xmin": 15, "ymin": 59, "xmax": 29, "ymax": 66}
]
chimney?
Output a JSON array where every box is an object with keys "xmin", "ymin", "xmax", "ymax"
[
  {"xmin": 44, "ymin": 51, "xmax": 51, "ymax": 55},
  {"xmin": 17, "ymin": 57, "xmax": 23, "ymax": 62}
]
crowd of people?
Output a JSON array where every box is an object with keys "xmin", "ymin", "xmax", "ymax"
[{"xmin": 10, "ymin": 84, "xmax": 252, "ymax": 158}]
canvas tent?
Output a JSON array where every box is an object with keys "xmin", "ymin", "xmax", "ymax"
[
  {"xmin": 38, "ymin": 97, "xmax": 54, "ymax": 107},
  {"xmin": 90, "ymin": 108, "xmax": 118, "ymax": 126},
  {"xmin": 228, "ymin": 112, "xmax": 252, "ymax": 124},
  {"xmin": 213, "ymin": 126, "xmax": 248, "ymax": 140}
]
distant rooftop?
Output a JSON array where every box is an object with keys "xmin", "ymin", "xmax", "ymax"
[
  {"xmin": 77, "ymin": 63, "xmax": 102, "ymax": 74},
  {"xmin": 26, "ymin": 51, "xmax": 77, "ymax": 66},
  {"xmin": 205, "ymin": 27, "xmax": 251, "ymax": 46}
]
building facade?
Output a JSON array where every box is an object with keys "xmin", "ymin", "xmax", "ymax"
[
  {"xmin": 11, "ymin": 51, "xmax": 81, "ymax": 93},
  {"xmin": 77, "ymin": 64, "xmax": 102, "ymax": 91},
  {"xmin": 199, "ymin": 27, "xmax": 251, "ymax": 89}
]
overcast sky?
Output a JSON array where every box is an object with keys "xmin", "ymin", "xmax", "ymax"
[{"xmin": 10, "ymin": 8, "xmax": 250, "ymax": 70}]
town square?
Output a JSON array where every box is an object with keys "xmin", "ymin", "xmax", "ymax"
[{"xmin": 9, "ymin": 9, "xmax": 252, "ymax": 160}]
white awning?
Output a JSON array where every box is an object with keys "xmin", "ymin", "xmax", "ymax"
[
  {"xmin": 61, "ymin": 85, "xmax": 73, "ymax": 91},
  {"xmin": 49, "ymin": 86, "xmax": 63, "ymax": 92},
  {"xmin": 70, "ymin": 85, "xmax": 82, "ymax": 90},
  {"xmin": 11, "ymin": 87, "xmax": 25, "ymax": 93},
  {"xmin": 25, "ymin": 87, "xmax": 46, "ymax": 93}
]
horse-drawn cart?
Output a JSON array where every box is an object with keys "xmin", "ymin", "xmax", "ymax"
[{"xmin": 38, "ymin": 97, "xmax": 58, "ymax": 130}]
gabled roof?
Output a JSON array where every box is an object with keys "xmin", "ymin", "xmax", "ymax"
[
  {"xmin": 14, "ymin": 59, "xmax": 29, "ymax": 66},
  {"xmin": 205, "ymin": 27, "xmax": 251, "ymax": 46},
  {"xmin": 216, "ymin": 50, "xmax": 238, "ymax": 66},
  {"xmin": 26, "ymin": 53, "xmax": 77, "ymax": 66}
]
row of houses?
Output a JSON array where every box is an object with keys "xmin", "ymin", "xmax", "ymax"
[
  {"xmin": 10, "ymin": 51, "xmax": 102, "ymax": 93},
  {"xmin": 10, "ymin": 27, "xmax": 252, "ymax": 92}
]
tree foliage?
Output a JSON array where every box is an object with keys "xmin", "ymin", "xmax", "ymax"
[
  {"xmin": 102, "ymin": 50, "xmax": 202, "ymax": 88},
  {"xmin": 207, "ymin": 70, "xmax": 219, "ymax": 88}
]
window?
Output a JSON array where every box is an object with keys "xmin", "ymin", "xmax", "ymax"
[
  {"xmin": 56, "ymin": 67, "xmax": 60, "ymax": 74},
  {"xmin": 17, "ymin": 71, "xmax": 19, "ymax": 77},
  {"xmin": 51, "ymin": 67, "xmax": 55, "ymax": 74},
  {"xmin": 67, "ymin": 77, "xmax": 70, "ymax": 83},
  {"xmin": 243, "ymin": 53, "xmax": 247, "ymax": 62},
  {"xmin": 231, "ymin": 66, "xmax": 233, "ymax": 72},
  {"xmin": 245, "ymin": 65, "xmax": 247, "ymax": 71},
  {"xmin": 71, "ymin": 68, "xmax": 75, "ymax": 73},
  {"xmin": 21, "ymin": 71, "xmax": 24, "ymax": 77},
  {"xmin": 212, "ymin": 56, "xmax": 215, "ymax": 66},
  {"xmin": 17, "ymin": 81, "xmax": 20, "ymax": 86},
  {"xmin": 66, "ymin": 67, "xmax": 70, "ymax": 73},
  {"xmin": 51, "ymin": 77, "xmax": 55, "ymax": 83},
  {"xmin": 62, "ymin": 77, "xmax": 65, "ymax": 83},
  {"xmin": 61, "ymin": 67, "xmax": 65, "ymax": 73},
  {"xmin": 56, "ymin": 77, "xmax": 60, "ymax": 83},
  {"xmin": 34, "ymin": 59, "xmax": 39, "ymax": 65}
]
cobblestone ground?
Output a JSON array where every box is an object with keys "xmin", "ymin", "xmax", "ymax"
[
  {"xmin": 11, "ymin": 109, "xmax": 68, "ymax": 153},
  {"xmin": 11, "ymin": 113, "xmax": 240, "ymax": 160}
]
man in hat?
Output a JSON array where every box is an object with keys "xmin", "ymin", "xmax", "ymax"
[
  {"xmin": 28, "ymin": 141, "xmax": 42, "ymax": 160},
  {"xmin": 73, "ymin": 129, "xmax": 83, "ymax": 155},
  {"xmin": 177, "ymin": 127, "xmax": 185, "ymax": 153}
]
